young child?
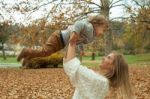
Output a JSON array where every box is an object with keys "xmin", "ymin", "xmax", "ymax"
[{"xmin": 17, "ymin": 15, "xmax": 108, "ymax": 66}]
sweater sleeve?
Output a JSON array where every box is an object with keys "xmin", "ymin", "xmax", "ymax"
[
  {"xmin": 63, "ymin": 57, "xmax": 109, "ymax": 99},
  {"xmin": 71, "ymin": 20, "xmax": 85, "ymax": 35}
]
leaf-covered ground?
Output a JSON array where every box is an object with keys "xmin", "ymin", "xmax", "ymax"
[{"xmin": 0, "ymin": 66, "xmax": 150, "ymax": 99}]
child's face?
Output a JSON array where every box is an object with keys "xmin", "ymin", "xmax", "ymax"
[{"xmin": 95, "ymin": 25, "xmax": 106, "ymax": 36}]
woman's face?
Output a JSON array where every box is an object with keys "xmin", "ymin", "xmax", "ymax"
[{"xmin": 100, "ymin": 53, "xmax": 115, "ymax": 70}]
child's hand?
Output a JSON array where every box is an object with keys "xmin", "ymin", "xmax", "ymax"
[{"xmin": 69, "ymin": 32, "xmax": 78, "ymax": 45}]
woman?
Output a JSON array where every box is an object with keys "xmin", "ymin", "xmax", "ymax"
[
  {"xmin": 63, "ymin": 33, "xmax": 132, "ymax": 99},
  {"xmin": 17, "ymin": 15, "xmax": 108, "ymax": 67}
]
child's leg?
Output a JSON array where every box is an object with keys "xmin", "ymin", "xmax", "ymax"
[{"xmin": 17, "ymin": 30, "xmax": 65, "ymax": 65}]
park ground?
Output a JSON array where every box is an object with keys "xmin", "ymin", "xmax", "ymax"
[{"xmin": 0, "ymin": 53, "xmax": 150, "ymax": 99}]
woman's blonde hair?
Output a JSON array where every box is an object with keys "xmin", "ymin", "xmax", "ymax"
[{"xmin": 105, "ymin": 51, "xmax": 133, "ymax": 99}]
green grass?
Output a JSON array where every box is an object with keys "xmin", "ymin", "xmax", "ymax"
[
  {"xmin": 0, "ymin": 56, "xmax": 18, "ymax": 63},
  {"xmin": 0, "ymin": 53, "xmax": 150, "ymax": 67},
  {"xmin": 82, "ymin": 53, "xmax": 150, "ymax": 67},
  {"xmin": 124, "ymin": 54, "xmax": 150, "ymax": 64}
]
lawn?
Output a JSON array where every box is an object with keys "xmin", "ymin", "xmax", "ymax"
[
  {"xmin": 82, "ymin": 53, "xmax": 150, "ymax": 67},
  {"xmin": 0, "ymin": 53, "xmax": 150, "ymax": 67},
  {"xmin": 0, "ymin": 56, "xmax": 18, "ymax": 63}
]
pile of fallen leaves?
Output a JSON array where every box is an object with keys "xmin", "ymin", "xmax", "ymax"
[
  {"xmin": 130, "ymin": 67, "xmax": 150, "ymax": 99},
  {"xmin": 0, "ymin": 66, "xmax": 149, "ymax": 99}
]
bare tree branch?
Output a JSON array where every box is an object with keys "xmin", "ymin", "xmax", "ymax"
[
  {"xmin": 80, "ymin": 0, "xmax": 102, "ymax": 8},
  {"xmin": 132, "ymin": 0, "xmax": 143, "ymax": 7},
  {"xmin": 84, "ymin": 9, "xmax": 101, "ymax": 14},
  {"xmin": 141, "ymin": 20, "xmax": 150, "ymax": 24},
  {"xmin": 110, "ymin": 16, "xmax": 130, "ymax": 21},
  {"xmin": 110, "ymin": 0, "xmax": 115, "ymax": 6},
  {"xmin": 0, "ymin": 13, "xmax": 4, "ymax": 20},
  {"xmin": 27, "ymin": 0, "xmax": 57, "ymax": 18},
  {"xmin": 33, "ymin": 0, "xmax": 57, "ymax": 10},
  {"xmin": 109, "ymin": 0, "xmax": 122, "ymax": 8},
  {"xmin": 88, "ymin": 1, "xmax": 102, "ymax": 8},
  {"xmin": 45, "ymin": 3, "xmax": 59, "ymax": 20},
  {"xmin": 100, "ymin": 0, "xmax": 104, "ymax": 7},
  {"xmin": 110, "ymin": 4, "xmax": 125, "ymax": 8}
]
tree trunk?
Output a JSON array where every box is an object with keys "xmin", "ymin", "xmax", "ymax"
[
  {"xmin": 78, "ymin": 45, "xmax": 84, "ymax": 62},
  {"xmin": 2, "ymin": 42, "xmax": 6, "ymax": 60},
  {"xmin": 79, "ymin": 51, "xmax": 84, "ymax": 62},
  {"xmin": 101, "ymin": 0, "xmax": 112, "ymax": 55},
  {"xmin": 104, "ymin": 29, "xmax": 113, "ymax": 55},
  {"xmin": 91, "ymin": 52, "xmax": 95, "ymax": 60}
]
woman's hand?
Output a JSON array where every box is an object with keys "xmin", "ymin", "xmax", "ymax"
[
  {"xmin": 65, "ymin": 32, "xmax": 78, "ymax": 61},
  {"xmin": 69, "ymin": 32, "xmax": 78, "ymax": 45}
]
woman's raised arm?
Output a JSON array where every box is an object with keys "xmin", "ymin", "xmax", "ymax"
[{"xmin": 65, "ymin": 32, "xmax": 78, "ymax": 62}]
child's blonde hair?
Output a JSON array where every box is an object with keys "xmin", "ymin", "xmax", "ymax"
[{"xmin": 89, "ymin": 15, "xmax": 108, "ymax": 28}]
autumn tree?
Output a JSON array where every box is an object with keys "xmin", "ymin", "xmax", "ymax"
[
  {"xmin": 1, "ymin": 0, "xmax": 130, "ymax": 54},
  {"xmin": 125, "ymin": 0, "xmax": 150, "ymax": 53},
  {"xmin": 0, "ymin": 21, "xmax": 13, "ymax": 59}
]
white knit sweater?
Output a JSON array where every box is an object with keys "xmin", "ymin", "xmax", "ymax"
[{"xmin": 63, "ymin": 58, "xmax": 109, "ymax": 99}]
